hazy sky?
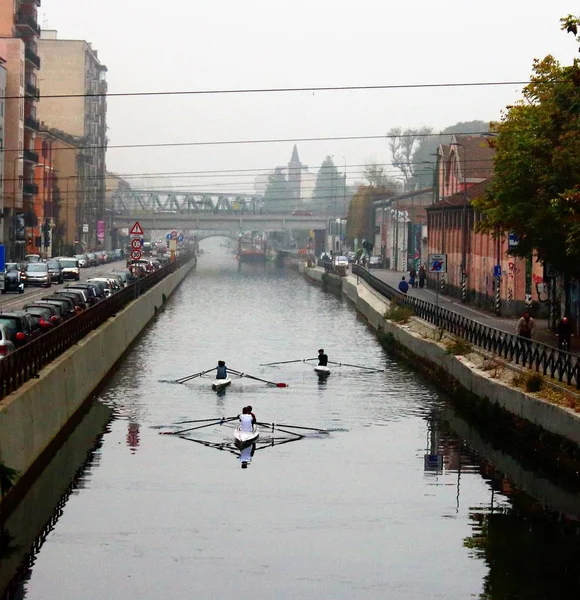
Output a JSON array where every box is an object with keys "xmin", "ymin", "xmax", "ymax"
[{"xmin": 43, "ymin": 0, "xmax": 578, "ymax": 193}]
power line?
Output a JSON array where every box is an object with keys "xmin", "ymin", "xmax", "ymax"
[{"xmin": 1, "ymin": 79, "xmax": 535, "ymax": 101}]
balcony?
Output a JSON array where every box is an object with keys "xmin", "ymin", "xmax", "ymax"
[
  {"xmin": 25, "ymin": 46, "xmax": 41, "ymax": 69},
  {"xmin": 25, "ymin": 82, "xmax": 40, "ymax": 100},
  {"xmin": 24, "ymin": 115, "xmax": 40, "ymax": 131},
  {"xmin": 23, "ymin": 149, "xmax": 39, "ymax": 163},
  {"xmin": 15, "ymin": 12, "xmax": 41, "ymax": 36},
  {"xmin": 23, "ymin": 183, "xmax": 39, "ymax": 196}
]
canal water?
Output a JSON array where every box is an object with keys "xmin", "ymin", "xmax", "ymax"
[{"xmin": 2, "ymin": 237, "xmax": 580, "ymax": 599}]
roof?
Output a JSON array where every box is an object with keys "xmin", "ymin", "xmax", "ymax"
[
  {"xmin": 452, "ymin": 135, "xmax": 495, "ymax": 180},
  {"xmin": 373, "ymin": 187, "xmax": 433, "ymax": 209},
  {"xmin": 427, "ymin": 179, "xmax": 491, "ymax": 210},
  {"xmin": 290, "ymin": 145, "xmax": 300, "ymax": 164}
]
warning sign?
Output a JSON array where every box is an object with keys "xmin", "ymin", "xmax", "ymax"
[{"xmin": 129, "ymin": 221, "xmax": 144, "ymax": 236}]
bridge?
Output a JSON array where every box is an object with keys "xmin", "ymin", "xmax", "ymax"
[{"xmin": 111, "ymin": 213, "xmax": 327, "ymax": 234}]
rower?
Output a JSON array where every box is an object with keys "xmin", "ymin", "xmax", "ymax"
[
  {"xmin": 239, "ymin": 407, "xmax": 254, "ymax": 433},
  {"xmin": 216, "ymin": 360, "xmax": 228, "ymax": 380},
  {"xmin": 246, "ymin": 405, "xmax": 256, "ymax": 425},
  {"xmin": 318, "ymin": 348, "xmax": 328, "ymax": 367}
]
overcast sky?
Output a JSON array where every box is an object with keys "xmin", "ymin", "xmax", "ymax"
[{"xmin": 43, "ymin": 0, "xmax": 578, "ymax": 193}]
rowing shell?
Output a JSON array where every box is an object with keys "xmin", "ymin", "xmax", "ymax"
[
  {"xmin": 314, "ymin": 365, "xmax": 331, "ymax": 376},
  {"xmin": 234, "ymin": 424, "xmax": 260, "ymax": 448},
  {"xmin": 212, "ymin": 376, "xmax": 232, "ymax": 391}
]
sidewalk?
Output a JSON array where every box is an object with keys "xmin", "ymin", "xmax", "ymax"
[{"xmin": 368, "ymin": 268, "xmax": 577, "ymax": 354}]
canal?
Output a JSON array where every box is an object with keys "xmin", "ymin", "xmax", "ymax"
[{"xmin": 2, "ymin": 237, "xmax": 580, "ymax": 599}]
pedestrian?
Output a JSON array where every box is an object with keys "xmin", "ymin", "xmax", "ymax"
[
  {"xmin": 516, "ymin": 311, "xmax": 535, "ymax": 346},
  {"xmin": 409, "ymin": 266, "xmax": 417, "ymax": 288},
  {"xmin": 398, "ymin": 276, "xmax": 409, "ymax": 294},
  {"xmin": 418, "ymin": 266, "xmax": 427, "ymax": 289},
  {"xmin": 556, "ymin": 316, "xmax": 573, "ymax": 351},
  {"xmin": 361, "ymin": 255, "xmax": 367, "ymax": 268}
]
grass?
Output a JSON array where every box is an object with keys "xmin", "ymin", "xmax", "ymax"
[
  {"xmin": 384, "ymin": 300, "xmax": 414, "ymax": 324},
  {"xmin": 445, "ymin": 338, "xmax": 473, "ymax": 356}
]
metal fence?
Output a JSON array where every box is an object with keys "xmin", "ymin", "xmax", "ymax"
[
  {"xmin": 0, "ymin": 255, "xmax": 193, "ymax": 400},
  {"xmin": 352, "ymin": 264, "xmax": 580, "ymax": 389}
]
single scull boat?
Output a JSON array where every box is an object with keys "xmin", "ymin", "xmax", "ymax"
[
  {"xmin": 314, "ymin": 365, "xmax": 331, "ymax": 376},
  {"xmin": 234, "ymin": 424, "xmax": 260, "ymax": 448},
  {"xmin": 212, "ymin": 376, "xmax": 232, "ymax": 391}
]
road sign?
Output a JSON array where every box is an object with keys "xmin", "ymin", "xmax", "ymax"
[
  {"xmin": 130, "ymin": 221, "xmax": 144, "ymax": 236},
  {"xmin": 170, "ymin": 230, "xmax": 178, "ymax": 239},
  {"xmin": 131, "ymin": 238, "xmax": 142, "ymax": 249},
  {"xmin": 131, "ymin": 249, "xmax": 142, "ymax": 260},
  {"xmin": 178, "ymin": 234, "xmax": 184, "ymax": 242},
  {"xmin": 169, "ymin": 239, "xmax": 177, "ymax": 251},
  {"xmin": 166, "ymin": 233, "xmax": 172, "ymax": 240},
  {"xmin": 508, "ymin": 232, "xmax": 519, "ymax": 248},
  {"xmin": 428, "ymin": 253, "xmax": 447, "ymax": 273},
  {"xmin": 493, "ymin": 265, "xmax": 502, "ymax": 278}
]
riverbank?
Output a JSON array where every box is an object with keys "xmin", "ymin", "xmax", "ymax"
[
  {"xmin": 300, "ymin": 263, "xmax": 580, "ymax": 462},
  {"xmin": 0, "ymin": 257, "xmax": 196, "ymax": 510}
]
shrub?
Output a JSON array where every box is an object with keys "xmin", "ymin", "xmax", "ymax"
[
  {"xmin": 384, "ymin": 300, "xmax": 413, "ymax": 323},
  {"xmin": 525, "ymin": 372, "xmax": 544, "ymax": 393},
  {"xmin": 445, "ymin": 338, "xmax": 472, "ymax": 356}
]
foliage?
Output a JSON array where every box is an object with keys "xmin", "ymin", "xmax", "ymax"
[
  {"xmin": 312, "ymin": 156, "xmax": 344, "ymax": 213},
  {"xmin": 525, "ymin": 372, "xmax": 544, "ymax": 393},
  {"xmin": 388, "ymin": 126, "xmax": 433, "ymax": 183},
  {"xmin": 0, "ymin": 461, "xmax": 19, "ymax": 496},
  {"xmin": 384, "ymin": 299, "xmax": 414, "ymax": 323},
  {"xmin": 346, "ymin": 185, "xmax": 396, "ymax": 244},
  {"xmin": 445, "ymin": 338, "xmax": 472, "ymax": 355},
  {"xmin": 473, "ymin": 19, "xmax": 580, "ymax": 278},
  {"xmin": 263, "ymin": 167, "xmax": 291, "ymax": 210},
  {"xmin": 362, "ymin": 162, "xmax": 399, "ymax": 189}
]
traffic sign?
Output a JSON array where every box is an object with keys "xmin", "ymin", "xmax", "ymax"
[
  {"xmin": 170, "ymin": 230, "xmax": 178, "ymax": 239},
  {"xmin": 493, "ymin": 265, "xmax": 502, "ymax": 278},
  {"xmin": 130, "ymin": 221, "xmax": 144, "ymax": 236},
  {"xmin": 166, "ymin": 233, "xmax": 172, "ymax": 240},
  {"xmin": 428, "ymin": 253, "xmax": 447, "ymax": 273},
  {"xmin": 178, "ymin": 234, "xmax": 184, "ymax": 242},
  {"xmin": 131, "ymin": 238, "xmax": 142, "ymax": 249},
  {"xmin": 131, "ymin": 249, "xmax": 142, "ymax": 260}
]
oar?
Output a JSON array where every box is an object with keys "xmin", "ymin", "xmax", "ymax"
[
  {"xmin": 327, "ymin": 361, "xmax": 384, "ymax": 372},
  {"xmin": 173, "ymin": 416, "xmax": 237, "ymax": 425},
  {"xmin": 175, "ymin": 367, "xmax": 216, "ymax": 384},
  {"xmin": 257, "ymin": 422, "xmax": 328, "ymax": 433},
  {"xmin": 161, "ymin": 416, "xmax": 237, "ymax": 435},
  {"xmin": 240, "ymin": 373, "xmax": 289, "ymax": 388},
  {"xmin": 259, "ymin": 358, "xmax": 317, "ymax": 366}
]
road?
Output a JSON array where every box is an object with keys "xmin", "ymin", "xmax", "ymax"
[{"xmin": 0, "ymin": 259, "xmax": 129, "ymax": 314}]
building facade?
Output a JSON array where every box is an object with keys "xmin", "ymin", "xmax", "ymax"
[
  {"xmin": 0, "ymin": 0, "xmax": 42, "ymax": 260},
  {"xmin": 36, "ymin": 30, "xmax": 107, "ymax": 250},
  {"xmin": 0, "ymin": 55, "xmax": 6, "ymax": 240}
]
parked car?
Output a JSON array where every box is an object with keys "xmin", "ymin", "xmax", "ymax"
[
  {"xmin": 24, "ymin": 302, "xmax": 63, "ymax": 326},
  {"xmin": 23, "ymin": 305, "xmax": 58, "ymax": 331},
  {"xmin": 56, "ymin": 257, "xmax": 80, "ymax": 281},
  {"xmin": 86, "ymin": 253, "xmax": 98, "ymax": 267},
  {"xmin": 65, "ymin": 284, "xmax": 99, "ymax": 306},
  {"xmin": 53, "ymin": 289, "xmax": 89, "ymax": 311},
  {"xmin": 24, "ymin": 254, "xmax": 41, "ymax": 263},
  {"xmin": 368, "ymin": 256, "xmax": 383, "ymax": 269},
  {"xmin": 0, "ymin": 323, "xmax": 16, "ymax": 359},
  {"xmin": 3, "ymin": 263, "xmax": 24, "ymax": 294},
  {"xmin": 47, "ymin": 260, "xmax": 64, "ymax": 284},
  {"xmin": 334, "ymin": 255, "xmax": 349, "ymax": 268},
  {"xmin": 0, "ymin": 312, "xmax": 42, "ymax": 346},
  {"xmin": 74, "ymin": 254, "xmax": 88, "ymax": 268},
  {"xmin": 86, "ymin": 277, "xmax": 117, "ymax": 296},
  {"xmin": 347, "ymin": 251, "xmax": 357, "ymax": 263},
  {"xmin": 108, "ymin": 270, "xmax": 133, "ymax": 287},
  {"xmin": 25, "ymin": 263, "xmax": 51, "ymax": 288},
  {"xmin": 37, "ymin": 298, "xmax": 76, "ymax": 321}
]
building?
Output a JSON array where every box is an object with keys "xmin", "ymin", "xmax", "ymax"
[
  {"xmin": 36, "ymin": 30, "xmax": 107, "ymax": 250},
  {"xmin": 0, "ymin": 55, "xmax": 6, "ymax": 241},
  {"xmin": 374, "ymin": 188, "xmax": 433, "ymax": 271},
  {"xmin": 426, "ymin": 180, "xmax": 545, "ymax": 316},
  {"xmin": 0, "ymin": 0, "xmax": 42, "ymax": 260},
  {"xmin": 105, "ymin": 171, "xmax": 131, "ymax": 249}
]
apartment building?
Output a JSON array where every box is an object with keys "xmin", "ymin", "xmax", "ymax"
[
  {"xmin": 0, "ymin": 55, "xmax": 6, "ymax": 239},
  {"xmin": 37, "ymin": 30, "xmax": 107, "ymax": 249},
  {"xmin": 0, "ymin": 0, "xmax": 42, "ymax": 259}
]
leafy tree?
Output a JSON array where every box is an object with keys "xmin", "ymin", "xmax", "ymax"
[
  {"xmin": 387, "ymin": 126, "xmax": 433, "ymax": 183},
  {"xmin": 263, "ymin": 167, "xmax": 291, "ymax": 211},
  {"xmin": 362, "ymin": 162, "xmax": 399, "ymax": 189},
  {"xmin": 473, "ymin": 18, "xmax": 580, "ymax": 279},
  {"xmin": 346, "ymin": 184, "xmax": 397, "ymax": 244},
  {"xmin": 312, "ymin": 156, "xmax": 344, "ymax": 213}
]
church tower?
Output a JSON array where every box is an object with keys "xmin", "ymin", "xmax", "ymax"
[{"xmin": 287, "ymin": 145, "xmax": 302, "ymax": 209}]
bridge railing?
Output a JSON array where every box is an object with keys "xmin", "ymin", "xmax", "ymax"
[
  {"xmin": 0, "ymin": 254, "xmax": 194, "ymax": 400},
  {"xmin": 352, "ymin": 264, "xmax": 580, "ymax": 389}
]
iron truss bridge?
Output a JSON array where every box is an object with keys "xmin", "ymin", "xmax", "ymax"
[{"xmin": 110, "ymin": 190, "xmax": 263, "ymax": 213}]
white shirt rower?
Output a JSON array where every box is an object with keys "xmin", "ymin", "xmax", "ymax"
[{"xmin": 239, "ymin": 413, "xmax": 254, "ymax": 432}]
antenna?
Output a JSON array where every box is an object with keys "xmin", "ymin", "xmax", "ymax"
[{"xmin": 42, "ymin": 14, "xmax": 49, "ymax": 29}]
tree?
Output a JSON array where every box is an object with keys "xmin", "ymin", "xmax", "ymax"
[
  {"xmin": 263, "ymin": 167, "xmax": 291, "ymax": 211},
  {"xmin": 312, "ymin": 156, "xmax": 344, "ymax": 214},
  {"xmin": 362, "ymin": 162, "xmax": 399, "ymax": 189},
  {"xmin": 473, "ymin": 18, "xmax": 580, "ymax": 279},
  {"xmin": 387, "ymin": 126, "xmax": 433, "ymax": 184},
  {"xmin": 346, "ymin": 184, "xmax": 397, "ymax": 245}
]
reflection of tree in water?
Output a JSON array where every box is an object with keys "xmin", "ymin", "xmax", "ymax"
[{"xmin": 464, "ymin": 486, "xmax": 580, "ymax": 599}]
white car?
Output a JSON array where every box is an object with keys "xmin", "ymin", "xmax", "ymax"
[
  {"xmin": 0, "ymin": 323, "xmax": 16, "ymax": 359},
  {"xmin": 334, "ymin": 255, "xmax": 349, "ymax": 268}
]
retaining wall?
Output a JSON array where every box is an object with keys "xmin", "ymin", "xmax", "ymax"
[
  {"xmin": 0, "ymin": 259, "xmax": 196, "ymax": 494},
  {"xmin": 303, "ymin": 265, "xmax": 580, "ymax": 449}
]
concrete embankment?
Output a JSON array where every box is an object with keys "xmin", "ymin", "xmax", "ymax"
[
  {"xmin": 300, "ymin": 264, "xmax": 580, "ymax": 456},
  {"xmin": 0, "ymin": 258, "xmax": 196, "ymax": 505}
]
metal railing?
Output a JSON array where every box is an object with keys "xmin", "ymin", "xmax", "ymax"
[
  {"xmin": 352, "ymin": 264, "xmax": 580, "ymax": 389},
  {"xmin": 0, "ymin": 255, "xmax": 193, "ymax": 400}
]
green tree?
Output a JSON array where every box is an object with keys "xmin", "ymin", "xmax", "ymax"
[
  {"xmin": 473, "ymin": 18, "xmax": 580, "ymax": 279},
  {"xmin": 312, "ymin": 156, "xmax": 344, "ymax": 213},
  {"xmin": 263, "ymin": 167, "xmax": 291, "ymax": 211},
  {"xmin": 346, "ymin": 184, "xmax": 397, "ymax": 245},
  {"xmin": 362, "ymin": 162, "xmax": 399, "ymax": 189},
  {"xmin": 387, "ymin": 126, "xmax": 433, "ymax": 184}
]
